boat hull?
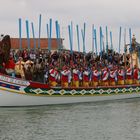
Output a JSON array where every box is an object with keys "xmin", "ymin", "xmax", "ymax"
[
  {"xmin": 0, "ymin": 74, "xmax": 140, "ymax": 106},
  {"xmin": 0, "ymin": 89, "xmax": 140, "ymax": 106}
]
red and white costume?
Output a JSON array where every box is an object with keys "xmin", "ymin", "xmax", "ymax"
[
  {"xmin": 126, "ymin": 68, "xmax": 132, "ymax": 80},
  {"xmin": 102, "ymin": 69, "xmax": 109, "ymax": 82},
  {"xmin": 92, "ymin": 70, "xmax": 100, "ymax": 82},
  {"xmin": 110, "ymin": 70, "xmax": 117, "ymax": 82},
  {"xmin": 118, "ymin": 69, "xmax": 124, "ymax": 80},
  {"xmin": 83, "ymin": 70, "xmax": 89, "ymax": 82},
  {"xmin": 61, "ymin": 69, "xmax": 71, "ymax": 83},
  {"xmin": 133, "ymin": 68, "xmax": 138, "ymax": 80},
  {"xmin": 73, "ymin": 69, "xmax": 79, "ymax": 81},
  {"xmin": 49, "ymin": 68, "xmax": 59, "ymax": 82}
]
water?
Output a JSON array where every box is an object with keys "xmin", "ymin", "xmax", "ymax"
[{"xmin": 0, "ymin": 99, "xmax": 140, "ymax": 140}]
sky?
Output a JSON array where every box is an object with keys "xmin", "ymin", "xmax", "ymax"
[{"xmin": 0, "ymin": 0, "xmax": 140, "ymax": 53}]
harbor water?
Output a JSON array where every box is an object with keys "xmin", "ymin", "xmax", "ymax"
[{"xmin": 0, "ymin": 99, "xmax": 140, "ymax": 140}]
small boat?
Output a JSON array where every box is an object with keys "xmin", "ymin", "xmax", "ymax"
[{"xmin": 0, "ymin": 73, "xmax": 140, "ymax": 106}]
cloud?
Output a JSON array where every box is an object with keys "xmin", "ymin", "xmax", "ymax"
[{"xmin": 0, "ymin": 0, "xmax": 140, "ymax": 52}]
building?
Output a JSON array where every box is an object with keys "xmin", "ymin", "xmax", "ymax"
[{"xmin": 10, "ymin": 38, "xmax": 64, "ymax": 50}]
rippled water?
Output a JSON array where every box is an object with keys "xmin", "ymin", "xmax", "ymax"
[{"xmin": 0, "ymin": 99, "xmax": 140, "ymax": 140}]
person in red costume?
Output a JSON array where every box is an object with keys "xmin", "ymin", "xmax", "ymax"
[
  {"xmin": 102, "ymin": 66, "xmax": 109, "ymax": 86},
  {"xmin": 133, "ymin": 65, "xmax": 139, "ymax": 84},
  {"xmin": 49, "ymin": 66, "xmax": 59, "ymax": 87},
  {"xmin": 83, "ymin": 67, "xmax": 90, "ymax": 87},
  {"xmin": 5, "ymin": 56, "xmax": 15, "ymax": 77},
  {"xmin": 126, "ymin": 65, "xmax": 133, "ymax": 85},
  {"xmin": 109, "ymin": 66, "xmax": 117, "ymax": 86},
  {"xmin": 118, "ymin": 66, "xmax": 125, "ymax": 85},
  {"xmin": 61, "ymin": 66, "xmax": 71, "ymax": 88},
  {"xmin": 92, "ymin": 66, "xmax": 101, "ymax": 87},
  {"xmin": 72, "ymin": 65, "xmax": 80, "ymax": 88}
]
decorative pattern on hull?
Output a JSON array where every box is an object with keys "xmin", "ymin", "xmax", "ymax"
[{"xmin": 24, "ymin": 86, "xmax": 140, "ymax": 96}]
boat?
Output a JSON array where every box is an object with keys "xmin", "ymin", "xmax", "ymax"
[
  {"xmin": 0, "ymin": 73, "xmax": 140, "ymax": 106},
  {"xmin": 1, "ymin": 31, "xmax": 140, "ymax": 106}
]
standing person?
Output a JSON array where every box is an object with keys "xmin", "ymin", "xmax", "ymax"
[
  {"xmin": 133, "ymin": 65, "xmax": 139, "ymax": 84},
  {"xmin": 102, "ymin": 66, "xmax": 109, "ymax": 86},
  {"xmin": 72, "ymin": 65, "xmax": 80, "ymax": 88},
  {"xmin": 5, "ymin": 56, "xmax": 15, "ymax": 77},
  {"xmin": 83, "ymin": 67, "xmax": 90, "ymax": 87},
  {"xmin": 126, "ymin": 65, "xmax": 133, "ymax": 85},
  {"xmin": 61, "ymin": 66, "xmax": 71, "ymax": 88},
  {"xmin": 49, "ymin": 66, "xmax": 59, "ymax": 87},
  {"xmin": 118, "ymin": 66, "xmax": 125, "ymax": 85},
  {"xmin": 109, "ymin": 66, "xmax": 117, "ymax": 86},
  {"xmin": 22, "ymin": 49, "xmax": 29, "ymax": 61},
  {"xmin": 15, "ymin": 57, "xmax": 25, "ymax": 79},
  {"xmin": 79, "ymin": 67, "xmax": 83, "ymax": 87},
  {"xmin": 91, "ymin": 66, "xmax": 100, "ymax": 87}
]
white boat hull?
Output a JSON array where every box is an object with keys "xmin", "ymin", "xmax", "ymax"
[
  {"xmin": 0, "ymin": 74, "xmax": 140, "ymax": 106},
  {"xmin": 0, "ymin": 89, "xmax": 140, "ymax": 106}
]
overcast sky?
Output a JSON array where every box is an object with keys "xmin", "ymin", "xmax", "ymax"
[{"xmin": 0, "ymin": 0, "xmax": 140, "ymax": 52}]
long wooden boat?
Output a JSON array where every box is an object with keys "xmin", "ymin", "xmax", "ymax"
[{"xmin": 0, "ymin": 73, "xmax": 140, "ymax": 106}]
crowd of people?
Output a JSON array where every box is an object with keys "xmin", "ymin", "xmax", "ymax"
[{"xmin": 1, "ymin": 48, "xmax": 140, "ymax": 88}]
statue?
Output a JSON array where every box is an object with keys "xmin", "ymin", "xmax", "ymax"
[{"xmin": 0, "ymin": 35, "xmax": 11, "ymax": 72}]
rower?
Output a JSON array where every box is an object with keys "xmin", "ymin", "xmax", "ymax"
[
  {"xmin": 92, "ymin": 66, "xmax": 101, "ymax": 87},
  {"xmin": 49, "ymin": 66, "xmax": 59, "ymax": 87},
  {"xmin": 126, "ymin": 65, "xmax": 133, "ymax": 85},
  {"xmin": 83, "ymin": 67, "xmax": 90, "ymax": 87},
  {"xmin": 102, "ymin": 66, "xmax": 109, "ymax": 86},
  {"xmin": 117, "ymin": 66, "xmax": 125, "ymax": 85},
  {"xmin": 133, "ymin": 65, "xmax": 139, "ymax": 84},
  {"xmin": 72, "ymin": 65, "xmax": 80, "ymax": 88},
  {"xmin": 109, "ymin": 66, "xmax": 117, "ymax": 86},
  {"xmin": 61, "ymin": 66, "xmax": 71, "ymax": 88}
]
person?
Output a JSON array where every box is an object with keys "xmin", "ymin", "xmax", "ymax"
[
  {"xmin": 133, "ymin": 65, "xmax": 139, "ymax": 84},
  {"xmin": 126, "ymin": 65, "xmax": 133, "ymax": 85},
  {"xmin": 118, "ymin": 66, "xmax": 125, "ymax": 85},
  {"xmin": 5, "ymin": 56, "xmax": 15, "ymax": 77},
  {"xmin": 102, "ymin": 66, "xmax": 109, "ymax": 86},
  {"xmin": 91, "ymin": 66, "xmax": 100, "ymax": 87},
  {"xmin": 72, "ymin": 65, "xmax": 80, "ymax": 88},
  {"xmin": 83, "ymin": 67, "xmax": 90, "ymax": 87},
  {"xmin": 15, "ymin": 57, "xmax": 25, "ymax": 79},
  {"xmin": 109, "ymin": 67, "xmax": 117, "ymax": 86},
  {"xmin": 61, "ymin": 66, "xmax": 71, "ymax": 88},
  {"xmin": 24, "ymin": 60, "xmax": 34, "ymax": 81},
  {"xmin": 49, "ymin": 66, "xmax": 59, "ymax": 87}
]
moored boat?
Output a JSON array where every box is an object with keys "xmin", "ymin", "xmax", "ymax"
[{"xmin": 0, "ymin": 73, "xmax": 140, "ymax": 106}]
